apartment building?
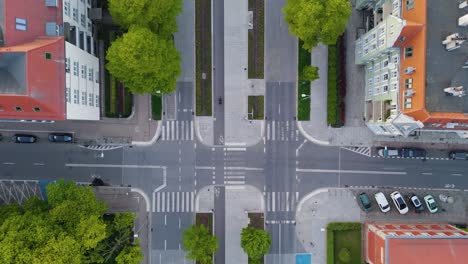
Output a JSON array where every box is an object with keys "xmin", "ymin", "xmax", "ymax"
[
  {"xmin": 0, "ymin": 0, "xmax": 100, "ymax": 122},
  {"xmin": 355, "ymin": 0, "xmax": 468, "ymax": 137}
]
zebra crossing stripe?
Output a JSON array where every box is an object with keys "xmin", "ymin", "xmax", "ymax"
[
  {"xmin": 191, "ymin": 192, "xmax": 194, "ymax": 212},
  {"xmin": 286, "ymin": 192, "xmax": 290, "ymax": 211},
  {"xmin": 176, "ymin": 192, "xmax": 180, "ymax": 212},
  {"xmin": 272, "ymin": 192, "xmax": 276, "ymax": 212},
  {"xmin": 272, "ymin": 121, "xmax": 276, "ymax": 140}
]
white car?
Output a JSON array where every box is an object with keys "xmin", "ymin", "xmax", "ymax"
[
  {"xmin": 374, "ymin": 192, "xmax": 391, "ymax": 213},
  {"xmin": 424, "ymin": 195, "xmax": 438, "ymax": 213},
  {"xmin": 390, "ymin": 191, "xmax": 408, "ymax": 214}
]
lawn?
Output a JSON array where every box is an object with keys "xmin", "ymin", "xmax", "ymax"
[
  {"xmin": 248, "ymin": 0, "xmax": 264, "ymax": 79},
  {"xmin": 298, "ymin": 40, "xmax": 311, "ymax": 121},
  {"xmin": 196, "ymin": 213, "xmax": 213, "ymax": 235},
  {"xmin": 195, "ymin": 0, "xmax": 212, "ymax": 116},
  {"xmin": 327, "ymin": 222, "xmax": 362, "ymax": 264},
  {"xmin": 151, "ymin": 94, "xmax": 162, "ymax": 120},
  {"xmin": 248, "ymin": 96, "xmax": 264, "ymax": 120}
]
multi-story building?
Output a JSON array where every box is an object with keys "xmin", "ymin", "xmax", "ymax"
[
  {"xmin": 355, "ymin": 0, "xmax": 468, "ymax": 137},
  {"xmin": 365, "ymin": 223, "xmax": 468, "ymax": 264},
  {"xmin": 0, "ymin": 0, "xmax": 100, "ymax": 122}
]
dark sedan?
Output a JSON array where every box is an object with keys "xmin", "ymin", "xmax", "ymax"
[
  {"xmin": 13, "ymin": 134, "xmax": 37, "ymax": 143},
  {"xmin": 401, "ymin": 148, "xmax": 426, "ymax": 158},
  {"xmin": 48, "ymin": 133, "xmax": 73, "ymax": 143}
]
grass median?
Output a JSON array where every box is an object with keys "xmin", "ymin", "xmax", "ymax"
[
  {"xmin": 195, "ymin": 0, "xmax": 212, "ymax": 116},
  {"xmin": 151, "ymin": 94, "xmax": 162, "ymax": 120},
  {"xmin": 248, "ymin": 96, "xmax": 264, "ymax": 120},
  {"xmin": 298, "ymin": 40, "xmax": 311, "ymax": 121},
  {"xmin": 327, "ymin": 222, "xmax": 362, "ymax": 264},
  {"xmin": 248, "ymin": 0, "xmax": 264, "ymax": 79}
]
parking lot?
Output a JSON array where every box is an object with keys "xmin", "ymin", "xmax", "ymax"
[{"xmin": 352, "ymin": 188, "xmax": 467, "ymax": 224}]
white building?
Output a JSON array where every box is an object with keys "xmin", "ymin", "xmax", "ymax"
[{"xmin": 63, "ymin": 0, "xmax": 100, "ymax": 120}]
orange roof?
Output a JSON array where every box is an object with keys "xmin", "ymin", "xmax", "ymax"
[{"xmin": 388, "ymin": 238, "xmax": 468, "ymax": 264}]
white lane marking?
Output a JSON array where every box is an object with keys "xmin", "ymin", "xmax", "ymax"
[
  {"xmin": 272, "ymin": 192, "xmax": 276, "ymax": 212},
  {"xmin": 422, "ymin": 172, "xmax": 433, "ymax": 175},
  {"xmin": 161, "ymin": 192, "xmax": 165, "ymax": 212},
  {"xmin": 181, "ymin": 121, "xmax": 185, "ymax": 140},
  {"xmin": 3, "ymin": 162, "xmax": 15, "ymax": 165},
  {"xmin": 451, "ymin": 173, "xmax": 463, "ymax": 176},
  {"xmin": 286, "ymin": 192, "xmax": 290, "ymax": 212},
  {"xmin": 195, "ymin": 166, "xmax": 215, "ymax": 170},
  {"xmin": 224, "ymin": 181, "xmax": 245, "ymax": 185},
  {"xmin": 297, "ymin": 169, "xmax": 407, "ymax": 175},
  {"xmin": 272, "ymin": 121, "xmax": 276, "ymax": 140},
  {"xmin": 267, "ymin": 122, "xmax": 271, "ymax": 139},
  {"xmin": 176, "ymin": 121, "xmax": 179, "ymax": 140},
  {"xmin": 171, "ymin": 121, "xmax": 175, "ymax": 140},
  {"xmin": 190, "ymin": 192, "xmax": 194, "ymax": 212},
  {"xmin": 33, "ymin": 163, "xmax": 45, "ymax": 166},
  {"xmin": 176, "ymin": 192, "xmax": 180, "ymax": 212},
  {"xmin": 225, "ymin": 147, "xmax": 247, "ymax": 151},
  {"xmin": 224, "ymin": 166, "xmax": 263, "ymax": 171},
  {"xmin": 65, "ymin": 164, "xmax": 165, "ymax": 169},
  {"xmin": 156, "ymin": 192, "xmax": 160, "ymax": 212},
  {"xmin": 162, "ymin": 124, "xmax": 166, "ymax": 139},
  {"xmin": 190, "ymin": 120, "xmax": 194, "ymax": 140}
]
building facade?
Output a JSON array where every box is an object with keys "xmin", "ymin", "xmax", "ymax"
[
  {"xmin": 355, "ymin": 0, "xmax": 468, "ymax": 137},
  {"xmin": 0, "ymin": 0, "xmax": 100, "ymax": 122}
]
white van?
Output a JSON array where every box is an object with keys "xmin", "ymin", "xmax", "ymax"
[
  {"xmin": 375, "ymin": 192, "xmax": 391, "ymax": 213},
  {"xmin": 377, "ymin": 147, "xmax": 399, "ymax": 158}
]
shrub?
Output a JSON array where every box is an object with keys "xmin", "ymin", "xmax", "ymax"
[{"xmin": 338, "ymin": 248, "xmax": 351, "ymax": 263}]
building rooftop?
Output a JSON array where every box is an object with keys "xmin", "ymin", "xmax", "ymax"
[
  {"xmin": 425, "ymin": 0, "xmax": 468, "ymax": 113},
  {"xmin": 0, "ymin": 52, "xmax": 26, "ymax": 94},
  {"xmin": 388, "ymin": 237, "xmax": 468, "ymax": 264},
  {"xmin": 0, "ymin": 0, "xmax": 4, "ymax": 46}
]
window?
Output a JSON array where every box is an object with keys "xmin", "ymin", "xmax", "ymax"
[
  {"xmin": 66, "ymin": 88, "xmax": 71, "ymax": 103},
  {"xmin": 81, "ymin": 65, "xmax": 87, "ymax": 79},
  {"xmin": 14, "ymin": 106, "xmax": 23, "ymax": 112},
  {"xmin": 406, "ymin": 0, "xmax": 414, "ymax": 10},
  {"xmin": 72, "ymin": 8, "xmax": 78, "ymax": 21},
  {"xmin": 65, "ymin": 58, "xmax": 70, "ymax": 73},
  {"xmin": 64, "ymin": 1, "xmax": 70, "ymax": 16},
  {"xmin": 15, "ymin": 18, "xmax": 27, "ymax": 31},
  {"xmin": 383, "ymin": 60, "xmax": 389, "ymax": 68},
  {"xmin": 44, "ymin": 52, "xmax": 52, "ymax": 60},
  {"xmin": 88, "ymin": 68, "xmax": 93, "ymax": 81},
  {"xmin": 368, "ymin": 78, "xmax": 373, "ymax": 85},
  {"xmin": 392, "ymin": 71, "xmax": 398, "ymax": 78},
  {"xmin": 95, "ymin": 95, "xmax": 99, "ymax": 107},
  {"xmin": 73, "ymin": 61, "xmax": 79, "ymax": 76},
  {"xmin": 379, "ymin": 39, "xmax": 385, "ymax": 47},
  {"xmin": 81, "ymin": 14, "xmax": 86, "ymax": 27},
  {"xmin": 82, "ymin": 92, "xmax": 87, "ymax": 105},
  {"xmin": 405, "ymin": 78, "xmax": 413, "ymax": 89},
  {"xmin": 383, "ymin": 85, "xmax": 389, "ymax": 92},
  {"xmin": 405, "ymin": 46, "xmax": 413, "ymax": 58},
  {"xmin": 383, "ymin": 74, "xmax": 389, "ymax": 80},
  {"xmin": 392, "ymin": 83, "xmax": 398, "ymax": 91},
  {"xmin": 392, "ymin": 55, "xmax": 398, "ymax": 64},
  {"xmin": 95, "ymin": 71, "xmax": 99, "ymax": 83},
  {"xmin": 32, "ymin": 107, "xmax": 41, "ymax": 112},
  {"xmin": 74, "ymin": 89, "xmax": 80, "ymax": 104},
  {"xmin": 89, "ymin": 93, "xmax": 94, "ymax": 106}
]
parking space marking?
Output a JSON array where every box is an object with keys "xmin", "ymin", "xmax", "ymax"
[{"xmin": 297, "ymin": 169, "xmax": 407, "ymax": 175}]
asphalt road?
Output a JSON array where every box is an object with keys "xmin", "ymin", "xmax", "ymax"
[{"xmin": 213, "ymin": 0, "xmax": 225, "ymax": 145}]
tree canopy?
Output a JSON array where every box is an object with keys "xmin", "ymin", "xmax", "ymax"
[
  {"xmin": 240, "ymin": 226, "xmax": 272, "ymax": 263},
  {"xmin": 301, "ymin": 65, "xmax": 319, "ymax": 81},
  {"xmin": 108, "ymin": 0, "xmax": 182, "ymax": 37},
  {"xmin": 106, "ymin": 26, "xmax": 181, "ymax": 94},
  {"xmin": 182, "ymin": 224, "xmax": 218, "ymax": 264},
  {"xmin": 0, "ymin": 180, "xmax": 142, "ymax": 264},
  {"xmin": 283, "ymin": 0, "xmax": 351, "ymax": 51}
]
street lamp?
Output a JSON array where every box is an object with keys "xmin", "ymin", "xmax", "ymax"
[{"xmin": 301, "ymin": 94, "xmax": 311, "ymax": 100}]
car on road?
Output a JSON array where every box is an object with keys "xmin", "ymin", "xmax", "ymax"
[
  {"xmin": 424, "ymin": 195, "xmax": 438, "ymax": 213},
  {"xmin": 409, "ymin": 194, "xmax": 424, "ymax": 213},
  {"xmin": 218, "ymin": 97, "xmax": 223, "ymax": 105},
  {"xmin": 401, "ymin": 148, "xmax": 426, "ymax": 158},
  {"xmin": 358, "ymin": 192, "xmax": 372, "ymax": 212},
  {"xmin": 377, "ymin": 147, "xmax": 400, "ymax": 158},
  {"xmin": 374, "ymin": 192, "xmax": 390, "ymax": 213},
  {"xmin": 449, "ymin": 151, "xmax": 468, "ymax": 160},
  {"xmin": 48, "ymin": 133, "xmax": 73, "ymax": 143},
  {"xmin": 13, "ymin": 134, "xmax": 37, "ymax": 143},
  {"xmin": 390, "ymin": 191, "xmax": 408, "ymax": 214}
]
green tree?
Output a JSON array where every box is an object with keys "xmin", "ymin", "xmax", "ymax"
[
  {"xmin": 240, "ymin": 226, "xmax": 272, "ymax": 263},
  {"xmin": 115, "ymin": 244, "xmax": 144, "ymax": 264},
  {"xmin": 283, "ymin": 0, "xmax": 351, "ymax": 51},
  {"xmin": 108, "ymin": 0, "xmax": 182, "ymax": 37},
  {"xmin": 301, "ymin": 65, "xmax": 319, "ymax": 81},
  {"xmin": 182, "ymin": 224, "xmax": 218, "ymax": 264},
  {"xmin": 106, "ymin": 26, "xmax": 181, "ymax": 95}
]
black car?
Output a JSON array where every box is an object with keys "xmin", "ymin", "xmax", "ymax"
[
  {"xmin": 48, "ymin": 133, "xmax": 73, "ymax": 143},
  {"xmin": 13, "ymin": 134, "xmax": 37, "ymax": 143},
  {"xmin": 408, "ymin": 194, "xmax": 424, "ymax": 213},
  {"xmin": 218, "ymin": 97, "xmax": 223, "ymax": 105},
  {"xmin": 401, "ymin": 148, "xmax": 426, "ymax": 158},
  {"xmin": 358, "ymin": 192, "xmax": 372, "ymax": 212},
  {"xmin": 449, "ymin": 151, "xmax": 468, "ymax": 160}
]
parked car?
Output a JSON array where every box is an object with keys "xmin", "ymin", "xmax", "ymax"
[
  {"xmin": 13, "ymin": 134, "xmax": 37, "ymax": 143},
  {"xmin": 409, "ymin": 194, "xmax": 424, "ymax": 213},
  {"xmin": 401, "ymin": 148, "xmax": 426, "ymax": 158},
  {"xmin": 377, "ymin": 147, "xmax": 400, "ymax": 158},
  {"xmin": 218, "ymin": 97, "xmax": 223, "ymax": 105},
  {"xmin": 374, "ymin": 192, "xmax": 391, "ymax": 213},
  {"xmin": 48, "ymin": 133, "xmax": 73, "ymax": 143},
  {"xmin": 449, "ymin": 151, "xmax": 468, "ymax": 160},
  {"xmin": 424, "ymin": 195, "xmax": 438, "ymax": 213},
  {"xmin": 358, "ymin": 192, "xmax": 372, "ymax": 212},
  {"xmin": 390, "ymin": 191, "xmax": 408, "ymax": 214}
]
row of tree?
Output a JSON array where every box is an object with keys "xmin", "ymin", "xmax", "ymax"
[
  {"xmin": 182, "ymin": 224, "xmax": 272, "ymax": 264},
  {"xmin": 0, "ymin": 180, "xmax": 142, "ymax": 264},
  {"xmin": 106, "ymin": 0, "xmax": 183, "ymax": 95}
]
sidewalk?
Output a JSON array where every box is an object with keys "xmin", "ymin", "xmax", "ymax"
[
  {"xmin": 197, "ymin": 185, "xmax": 265, "ymax": 264},
  {"xmin": 195, "ymin": 0, "xmax": 264, "ymax": 147},
  {"xmin": 295, "ymin": 188, "xmax": 468, "ymax": 264},
  {"xmin": 0, "ymin": 94, "xmax": 158, "ymax": 145},
  {"xmin": 298, "ymin": 6, "xmax": 468, "ymax": 147}
]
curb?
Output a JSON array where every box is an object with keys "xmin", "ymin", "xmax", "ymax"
[
  {"xmin": 132, "ymin": 120, "xmax": 162, "ymax": 146},
  {"xmin": 297, "ymin": 121, "xmax": 331, "ymax": 146},
  {"xmin": 296, "ymin": 188, "xmax": 331, "ymax": 212}
]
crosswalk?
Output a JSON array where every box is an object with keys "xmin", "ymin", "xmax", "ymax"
[
  {"xmin": 342, "ymin": 146, "xmax": 371, "ymax": 157},
  {"xmin": 265, "ymin": 121, "xmax": 299, "ymax": 141},
  {"xmin": 264, "ymin": 191, "xmax": 299, "ymax": 212},
  {"xmin": 161, "ymin": 120, "xmax": 194, "ymax": 141},
  {"xmin": 153, "ymin": 191, "xmax": 195, "ymax": 213},
  {"xmin": 224, "ymin": 148, "xmax": 247, "ymax": 185}
]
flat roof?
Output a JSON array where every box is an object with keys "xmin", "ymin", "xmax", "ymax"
[
  {"xmin": 0, "ymin": 52, "xmax": 26, "ymax": 94},
  {"xmin": 388, "ymin": 237, "xmax": 468, "ymax": 264},
  {"xmin": 425, "ymin": 0, "xmax": 468, "ymax": 113}
]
